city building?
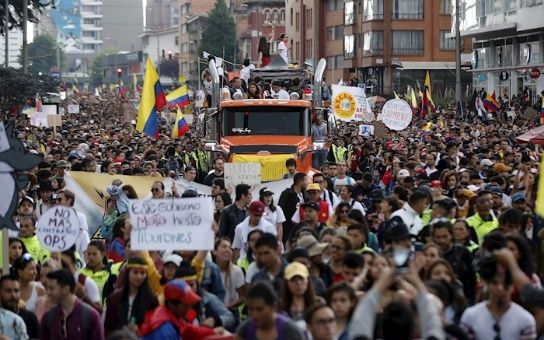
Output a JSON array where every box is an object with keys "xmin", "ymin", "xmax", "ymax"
[
  {"xmin": 102, "ymin": 0, "xmax": 144, "ymax": 51},
  {"xmin": 0, "ymin": 28, "xmax": 23, "ymax": 68},
  {"xmin": 101, "ymin": 51, "xmax": 144, "ymax": 85},
  {"xmin": 458, "ymin": 0, "xmax": 544, "ymax": 101},
  {"xmin": 287, "ymin": 0, "xmax": 472, "ymax": 96},
  {"xmin": 234, "ymin": 0, "xmax": 286, "ymax": 65},
  {"xmin": 146, "ymin": 0, "xmax": 180, "ymax": 31}
]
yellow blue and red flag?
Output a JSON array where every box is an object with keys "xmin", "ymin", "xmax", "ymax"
[
  {"xmin": 166, "ymin": 85, "xmax": 190, "ymax": 108},
  {"xmin": 483, "ymin": 91, "xmax": 499, "ymax": 112},
  {"xmin": 136, "ymin": 58, "xmax": 167, "ymax": 140},
  {"xmin": 172, "ymin": 108, "xmax": 189, "ymax": 138}
]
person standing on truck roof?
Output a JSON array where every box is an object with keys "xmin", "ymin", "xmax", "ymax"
[
  {"xmin": 240, "ymin": 59, "xmax": 255, "ymax": 85},
  {"xmin": 311, "ymin": 113, "xmax": 328, "ymax": 169},
  {"xmin": 257, "ymin": 28, "xmax": 274, "ymax": 68},
  {"xmin": 271, "ymin": 81, "xmax": 290, "ymax": 100},
  {"xmin": 278, "ymin": 33, "xmax": 289, "ymax": 64}
]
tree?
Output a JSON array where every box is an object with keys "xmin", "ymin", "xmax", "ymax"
[
  {"xmin": 23, "ymin": 35, "xmax": 64, "ymax": 76},
  {"xmin": 0, "ymin": 1, "xmax": 44, "ymax": 36},
  {"xmin": 199, "ymin": 0, "xmax": 237, "ymax": 70},
  {"xmin": 90, "ymin": 54, "xmax": 104, "ymax": 87},
  {"xmin": 158, "ymin": 59, "xmax": 179, "ymax": 82},
  {"xmin": 0, "ymin": 66, "xmax": 58, "ymax": 113}
]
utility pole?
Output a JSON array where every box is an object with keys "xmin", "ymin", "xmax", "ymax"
[
  {"xmin": 4, "ymin": 0, "xmax": 8, "ymax": 67},
  {"xmin": 22, "ymin": 0, "xmax": 28, "ymax": 74},
  {"xmin": 455, "ymin": 0, "xmax": 462, "ymax": 114},
  {"xmin": 178, "ymin": 0, "xmax": 182, "ymax": 81}
]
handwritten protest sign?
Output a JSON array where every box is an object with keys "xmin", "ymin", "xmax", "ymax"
[
  {"xmin": 381, "ymin": 99, "xmax": 413, "ymax": 131},
  {"xmin": 67, "ymin": 104, "xmax": 80, "ymax": 114},
  {"xmin": 224, "ymin": 162, "xmax": 261, "ymax": 193},
  {"xmin": 358, "ymin": 124, "xmax": 375, "ymax": 137},
  {"xmin": 129, "ymin": 197, "xmax": 214, "ymax": 251},
  {"xmin": 36, "ymin": 206, "xmax": 79, "ymax": 251},
  {"xmin": 331, "ymin": 85, "xmax": 373, "ymax": 122}
]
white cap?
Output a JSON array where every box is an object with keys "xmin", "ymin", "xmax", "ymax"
[
  {"xmin": 163, "ymin": 254, "xmax": 183, "ymax": 267},
  {"xmin": 398, "ymin": 169, "xmax": 410, "ymax": 178},
  {"xmin": 480, "ymin": 159, "xmax": 493, "ymax": 167}
]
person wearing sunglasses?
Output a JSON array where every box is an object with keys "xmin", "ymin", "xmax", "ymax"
[{"xmin": 150, "ymin": 181, "xmax": 165, "ymax": 199}]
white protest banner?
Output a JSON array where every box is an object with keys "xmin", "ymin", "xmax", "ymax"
[
  {"xmin": 381, "ymin": 99, "xmax": 413, "ymax": 131},
  {"xmin": 224, "ymin": 162, "xmax": 261, "ymax": 193},
  {"xmin": 0, "ymin": 122, "xmax": 10, "ymax": 153},
  {"xmin": 358, "ymin": 124, "xmax": 375, "ymax": 137},
  {"xmin": 129, "ymin": 197, "xmax": 214, "ymax": 251},
  {"xmin": 30, "ymin": 111, "xmax": 48, "ymax": 128},
  {"xmin": 67, "ymin": 104, "xmax": 80, "ymax": 114},
  {"xmin": 331, "ymin": 85, "xmax": 373, "ymax": 122},
  {"xmin": 42, "ymin": 104, "xmax": 58, "ymax": 115},
  {"xmin": 36, "ymin": 206, "xmax": 79, "ymax": 251}
]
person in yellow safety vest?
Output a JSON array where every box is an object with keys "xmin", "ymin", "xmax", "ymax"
[
  {"xmin": 18, "ymin": 216, "xmax": 50, "ymax": 264},
  {"xmin": 327, "ymin": 137, "xmax": 347, "ymax": 163},
  {"xmin": 80, "ymin": 240, "xmax": 118, "ymax": 302},
  {"xmin": 453, "ymin": 219, "xmax": 479, "ymax": 254},
  {"xmin": 466, "ymin": 196, "xmax": 498, "ymax": 245},
  {"xmin": 181, "ymin": 142, "xmax": 198, "ymax": 169},
  {"xmin": 347, "ymin": 223, "xmax": 375, "ymax": 255},
  {"xmin": 196, "ymin": 142, "xmax": 210, "ymax": 174}
]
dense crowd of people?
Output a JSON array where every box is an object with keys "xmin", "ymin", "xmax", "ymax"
[{"xmin": 2, "ymin": 82, "xmax": 544, "ymax": 340}]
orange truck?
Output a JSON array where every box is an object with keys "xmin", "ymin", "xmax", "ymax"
[{"xmin": 204, "ymin": 58, "xmax": 330, "ymax": 181}]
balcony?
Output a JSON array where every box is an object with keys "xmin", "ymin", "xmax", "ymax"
[
  {"xmin": 81, "ymin": 24, "xmax": 103, "ymax": 31},
  {"xmin": 81, "ymin": 11, "xmax": 103, "ymax": 19},
  {"xmin": 81, "ymin": 0, "xmax": 102, "ymax": 5}
]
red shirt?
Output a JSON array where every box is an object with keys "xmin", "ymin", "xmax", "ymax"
[{"xmin": 298, "ymin": 199, "xmax": 330, "ymax": 223}]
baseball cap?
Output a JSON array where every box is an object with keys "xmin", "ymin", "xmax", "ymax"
[
  {"xmin": 163, "ymin": 279, "xmax": 201, "ymax": 305},
  {"xmin": 249, "ymin": 201, "xmax": 265, "ymax": 216},
  {"xmin": 384, "ymin": 217, "xmax": 411, "ymax": 241},
  {"xmin": 163, "ymin": 254, "xmax": 183, "ymax": 267},
  {"xmin": 259, "ymin": 187, "xmax": 274, "ymax": 196},
  {"xmin": 19, "ymin": 196, "xmax": 35, "ymax": 206},
  {"xmin": 306, "ymin": 183, "xmax": 321, "ymax": 191},
  {"xmin": 511, "ymin": 192, "xmax": 527, "ymax": 203},
  {"xmin": 430, "ymin": 180, "xmax": 442, "ymax": 188},
  {"xmin": 480, "ymin": 159, "xmax": 493, "ymax": 167},
  {"xmin": 493, "ymin": 162, "xmax": 512, "ymax": 173},
  {"xmin": 398, "ymin": 169, "xmax": 410, "ymax": 178},
  {"xmin": 486, "ymin": 185, "xmax": 503, "ymax": 196},
  {"xmin": 284, "ymin": 262, "xmax": 310, "ymax": 280},
  {"xmin": 301, "ymin": 201, "xmax": 320, "ymax": 211},
  {"xmin": 297, "ymin": 234, "xmax": 328, "ymax": 257}
]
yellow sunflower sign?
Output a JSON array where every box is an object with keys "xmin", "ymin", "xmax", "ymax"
[{"xmin": 331, "ymin": 84, "xmax": 373, "ymax": 121}]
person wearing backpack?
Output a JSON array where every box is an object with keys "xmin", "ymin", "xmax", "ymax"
[{"xmin": 40, "ymin": 269, "xmax": 105, "ymax": 340}]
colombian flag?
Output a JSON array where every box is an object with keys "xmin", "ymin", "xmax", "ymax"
[
  {"xmin": 166, "ymin": 85, "xmax": 190, "ymax": 108},
  {"xmin": 483, "ymin": 91, "xmax": 499, "ymax": 112},
  {"xmin": 421, "ymin": 70, "xmax": 435, "ymax": 118},
  {"xmin": 136, "ymin": 58, "xmax": 167, "ymax": 140},
  {"xmin": 172, "ymin": 108, "xmax": 189, "ymax": 138}
]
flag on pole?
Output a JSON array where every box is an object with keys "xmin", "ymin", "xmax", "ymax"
[
  {"xmin": 172, "ymin": 108, "xmax": 189, "ymax": 138},
  {"xmin": 421, "ymin": 71, "xmax": 435, "ymax": 118},
  {"xmin": 482, "ymin": 91, "xmax": 499, "ymax": 112},
  {"xmin": 166, "ymin": 85, "xmax": 190, "ymax": 108},
  {"xmin": 410, "ymin": 87, "xmax": 418, "ymax": 109},
  {"xmin": 136, "ymin": 57, "xmax": 167, "ymax": 140},
  {"xmin": 424, "ymin": 70, "xmax": 435, "ymax": 108},
  {"xmin": 476, "ymin": 96, "xmax": 487, "ymax": 117},
  {"xmin": 536, "ymin": 155, "xmax": 544, "ymax": 217},
  {"xmin": 393, "ymin": 91, "xmax": 400, "ymax": 99}
]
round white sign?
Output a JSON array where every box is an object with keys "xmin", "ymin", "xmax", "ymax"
[
  {"xmin": 381, "ymin": 99, "xmax": 413, "ymax": 131},
  {"xmin": 37, "ymin": 206, "xmax": 79, "ymax": 252}
]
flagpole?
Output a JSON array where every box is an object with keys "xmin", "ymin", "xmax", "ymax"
[
  {"xmin": 4, "ymin": 0, "xmax": 8, "ymax": 67},
  {"xmin": 455, "ymin": 0, "xmax": 462, "ymax": 116}
]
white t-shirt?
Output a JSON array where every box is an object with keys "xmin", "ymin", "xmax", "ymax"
[
  {"xmin": 245, "ymin": 261, "xmax": 260, "ymax": 284},
  {"xmin": 332, "ymin": 176, "xmax": 355, "ymax": 194},
  {"xmin": 74, "ymin": 271, "xmax": 101, "ymax": 305},
  {"xmin": 220, "ymin": 265, "xmax": 245, "ymax": 305},
  {"xmin": 76, "ymin": 210, "xmax": 90, "ymax": 266},
  {"xmin": 262, "ymin": 206, "xmax": 286, "ymax": 228},
  {"xmin": 240, "ymin": 64, "xmax": 255, "ymax": 84},
  {"xmin": 460, "ymin": 301, "xmax": 536, "ymax": 340},
  {"xmin": 272, "ymin": 89, "xmax": 290, "ymax": 99},
  {"xmin": 344, "ymin": 199, "xmax": 366, "ymax": 215},
  {"xmin": 278, "ymin": 41, "xmax": 288, "ymax": 63},
  {"xmin": 232, "ymin": 217, "xmax": 276, "ymax": 259}
]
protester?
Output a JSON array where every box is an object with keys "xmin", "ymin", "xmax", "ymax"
[{"xmin": 0, "ymin": 274, "xmax": 40, "ymax": 338}]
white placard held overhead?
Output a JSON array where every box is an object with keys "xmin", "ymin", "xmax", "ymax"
[
  {"xmin": 67, "ymin": 104, "xmax": 80, "ymax": 114},
  {"xmin": 224, "ymin": 162, "xmax": 261, "ymax": 192},
  {"xmin": 129, "ymin": 197, "xmax": 214, "ymax": 251},
  {"xmin": 36, "ymin": 206, "xmax": 80, "ymax": 252},
  {"xmin": 330, "ymin": 85, "xmax": 373, "ymax": 122},
  {"xmin": 358, "ymin": 124, "xmax": 375, "ymax": 137},
  {"xmin": 381, "ymin": 99, "xmax": 413, "ymax": 131}
]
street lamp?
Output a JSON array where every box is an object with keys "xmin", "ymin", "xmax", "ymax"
[{"xmin": 116, "ymin": 68, "xmax": 122, "ymax": 85}]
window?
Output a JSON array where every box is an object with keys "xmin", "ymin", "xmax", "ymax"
[
  {"xmin": 296, "ymin": 12, "xmax": 299, "ymax": 31},
  {"xmin": 392, "ymin": 30, "xmax": 424, "ymax": 54},
  {"xmin": 526, "ymin": 0, "xmax": 543, "ymax": 6},
  {"xmin": 281, "ymin": 9, "xmax": 285, "ymax": 23},
  {"xmin": 326, "ymin": 25, "xmax": 344, "ymax": 40},
  {"xmin": 273, "ymin": 10, "xmax": 279, "ymax": 24},
  {"xmin": 345, "ymin": 1, "xmax": 355, "ymax": 24},
  {"xmin": 327, "ymin": 56, "xmax": 335, "ymax": 70},
  {"xmin": 363, "ymin": 0, "xmax": 384, "ymax": 20},
  {"xmin": 440, "ymin": 0, "xmax": 452, "ymax": 14},
  {"xmin": 392, "ymin": 0, "xmax": 424, "ymax": 19},
  {"xmin": 296, "ymin": 42, "xmax": 300, "ymax": 60},
  {"xmin": 327, "ymin": 0, "xmax": 344, "ymax": 11},
  {"xmin": 335, "ymin": 55, "xmax": 344, "ymax": 69},
  {"xmin": 344, "ymin": 34, "xmax": 356, "ymax": 58},
  {"xmin": 363, "ymin": 31, "xmax": 384, "ymax": 55},
  {"xmin": 439, "ymin": 31, "xmax": 455, "ymax": 50},
  {"xmin": 265, "ymin": 9, "xmax": 271, "ymax": 23}
]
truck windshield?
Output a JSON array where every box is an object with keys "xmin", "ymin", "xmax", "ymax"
[{"xmin": 223, "ymin": 106, "xmax": 309, "ymax": 136}]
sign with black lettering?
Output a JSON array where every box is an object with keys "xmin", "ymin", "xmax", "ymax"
[
  {"xmin": 128, "ymin": 197, "xmax": 214, "ymax": 251},
  {"xmin": 36, "ymin": 206, "xmax": 79, "ymax": 251}
]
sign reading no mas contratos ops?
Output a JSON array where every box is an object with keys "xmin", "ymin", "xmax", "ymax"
[
  {"xmin": 128, "ymin": 197, "xmax": 214, "ymax": 251},
  {"xmin": 37, "ymin": 206, "xmax": 80, "ymax": 252}
]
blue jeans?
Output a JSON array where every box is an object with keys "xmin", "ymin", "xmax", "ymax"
[{"xmin": 313, "ymin": 150, "xmax": 327, "ymax": 169}]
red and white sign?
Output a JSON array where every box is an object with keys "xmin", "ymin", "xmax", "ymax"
[{"xmin": 530, "ymin": 68, "xmax": 541, "ymax": 79}]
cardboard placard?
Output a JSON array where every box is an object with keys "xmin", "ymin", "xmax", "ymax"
[
  {"xmin": 37, "ymin": 206, "xmax": 79, "ymax": 251},
  {"xmin": 381, "ymin": 99, "xmax": 413, "ymax": 131},
  {"xmin": 224, "ymin": 162, "xmax": 261, "ymax": 192},
  {"xmin": 129, "ymin": 197, "xmax": 214, "ymax": 251}
]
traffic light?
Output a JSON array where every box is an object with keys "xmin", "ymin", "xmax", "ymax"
[
  {"xmin": 168, "ymin": 51, "xmax": 173, "ymax": 60},
  {"xmin": 116, "ymin": 68, "xmax": 122, "ymax": 79}
]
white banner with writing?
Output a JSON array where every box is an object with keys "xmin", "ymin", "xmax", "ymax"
[
  {"xmin": 128, "ymin": 197, "xmax": 214, "ymax": 251},
  {"xmin": 331, "ymin": 85, "xmax": 373, "ymax": 122}
]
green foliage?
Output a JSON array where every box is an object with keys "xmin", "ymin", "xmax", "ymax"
[
  {"xmin": 91, "ymin": 54, "xmax": 104, "ymax": 87},
  {"xmin": 200, "ymin": 0, "xmax": 237, "ymax": 69},
  {"xmin": 0, "ymin": 1, "xmax": 43, "ymax": 35},
  {"xmin": 23, "ymin": 35, "xmax": 65, "ymax": 76},
  {"xmin": 0, "ymin": 66, "xmax": 59, "ymax": 112},
  {"xmin": 158, "ymin": 59, "xmax": 179, "ymax": 81}
]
